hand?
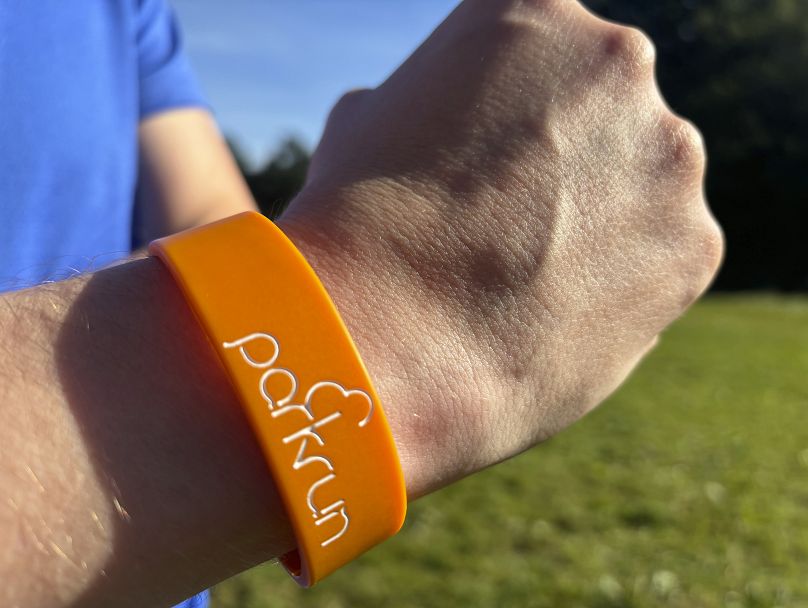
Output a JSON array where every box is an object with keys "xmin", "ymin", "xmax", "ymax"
[{"xmin": 279, "ymin": 0, "xmax": 723, "ymax": 498}]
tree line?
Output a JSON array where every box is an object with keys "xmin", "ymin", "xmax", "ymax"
[{"xmin": 235, "ymin": 0, "xmax": 807, "ymax": 291}]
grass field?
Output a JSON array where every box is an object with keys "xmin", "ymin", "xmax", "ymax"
[{"xmin": 211, "ymin": 296, "xmax": 808, "ymax": 608}]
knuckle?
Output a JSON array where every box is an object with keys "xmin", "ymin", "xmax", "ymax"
[
  {"xmin": 334, "ymin": 88, "xmax": 371, "ymax": 113},
  {"xmin": 325, "ymin": 88, "xmax": 372, "ymax": 127},
  {"xmin": 698, "ymin": 217, "xmax": 725, "ymax": 277},
  {"xmin": 661, "ymin": 205, "xmax": 723, "ymax": 309},
  {"xmin": 681, "ymin": 216, "xmax": 724, "ymax": 303},
  {"xmin": 662, "ymin": 116, "xmax": 706, "ymax": 174},
  {"xmin": 601, "ymin": 26, "xmax": 656, "ymax": 75}
]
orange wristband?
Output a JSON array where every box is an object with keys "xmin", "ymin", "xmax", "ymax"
[{"xmin": 149, "ymin": 211, "xmax": 407, "ymax": 586}]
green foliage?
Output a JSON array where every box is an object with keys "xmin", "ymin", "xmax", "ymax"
[
  {"xmin": 230, "ymin": 138, "xmax": 310, "ymax": 219},
  {"xmin": 211, "ymin": 295, "xmax": 808, "ymax": 607},
  {"xmin": 583, "ymin": 0, "xmax": 808, "ymax": 290}
]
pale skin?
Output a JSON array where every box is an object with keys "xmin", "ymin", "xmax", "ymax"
[
  {"xmin": 0, "ymin": 1, "xmax": 723, "ymax": 606},
  {"xmin": 136, "ymin": 108, "xmax": 257, "ymax": 240}
]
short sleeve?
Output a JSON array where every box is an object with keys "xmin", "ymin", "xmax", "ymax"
[{"xmin": 136, "ymin": 0, "xmax": 208, "ymax": 119}]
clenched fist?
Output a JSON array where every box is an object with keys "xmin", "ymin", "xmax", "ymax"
[{"xmin": 279, "ymin": 0, "xmax": 723, "ymax": 498}]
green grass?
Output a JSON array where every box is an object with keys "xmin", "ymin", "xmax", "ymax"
[{"xmin": 211, "ymin": 295, "xmax": 808, "ymax": 608}]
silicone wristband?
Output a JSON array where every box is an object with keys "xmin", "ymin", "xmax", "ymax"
[{"xmin": 149, "ymin": 211, "xmax": 407, "ymax": 586}]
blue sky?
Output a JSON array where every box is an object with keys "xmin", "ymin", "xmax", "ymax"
[{"xmin": 171, "ymin": 0, "xmax": 460, "ymax": 167}]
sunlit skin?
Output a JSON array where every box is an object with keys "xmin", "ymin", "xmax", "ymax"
[
  {"xmin": 0, "ymin": 1, "xmax": 722, "ymax": 606},
  {"xmin": 282, "ymin": 0, "xmax": 723, "ymax": 496}
]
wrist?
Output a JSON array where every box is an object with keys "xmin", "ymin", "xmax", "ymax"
[
  {"xmin": 150, "ymin": 213, "xmax": 407, "ymax": 584},
  {"xmin": 277, "ymin": 191, "xmax": 456, "ymax": 500}
]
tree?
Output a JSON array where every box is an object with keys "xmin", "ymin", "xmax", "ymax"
[{"xmin": 229, "ymin": 138, "xmax": 310, "ymax": 220}]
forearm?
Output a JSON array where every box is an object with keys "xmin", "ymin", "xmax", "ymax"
[
  {"xmin": 135, "ymin": 108, "xmax": 257, "ymax": 243},
  {"xmin": 0, "ymin": 257, "xmax": 294, "ymax": 607}
]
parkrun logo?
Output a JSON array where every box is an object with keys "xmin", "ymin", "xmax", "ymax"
[{"xmin": 222, "ymin": 332, "xmax": 374, "ymax": 548}]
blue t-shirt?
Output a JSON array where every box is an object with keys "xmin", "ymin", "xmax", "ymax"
[
  {"xmin": 0, "ymin": 0, "xmax": 206, "ymax": 290},
  {"xmin": 0, "ymin": 1, "xmax": 210, "ymax": 606}
]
